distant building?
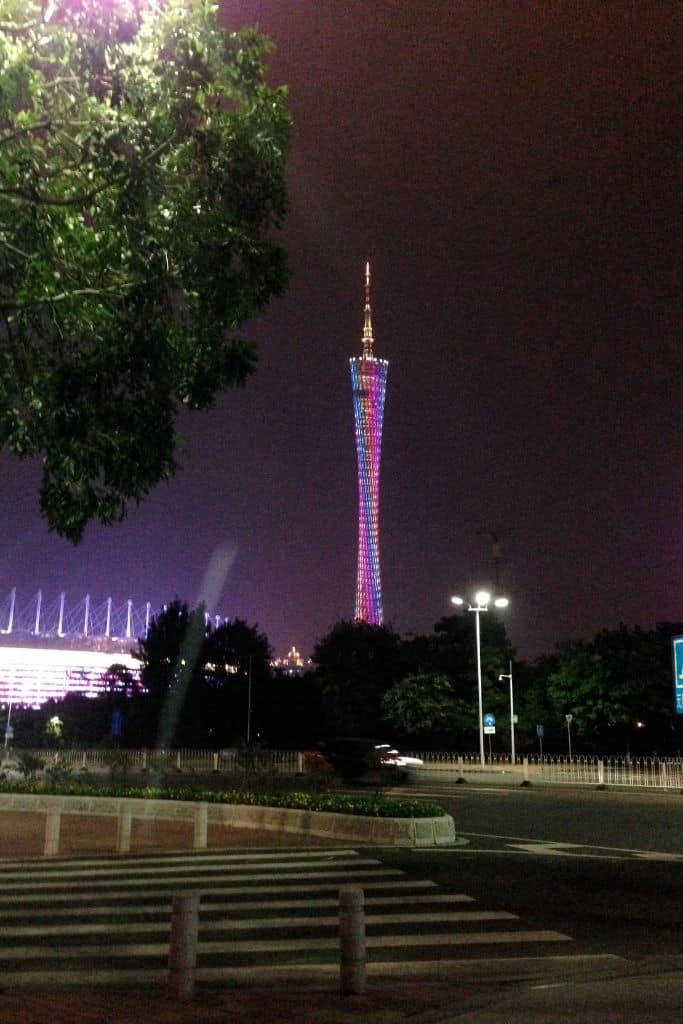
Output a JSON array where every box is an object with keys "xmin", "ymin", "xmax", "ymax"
[{"xmin": 271, "ymin": 646, "xmax": 310, "ymax": 677}]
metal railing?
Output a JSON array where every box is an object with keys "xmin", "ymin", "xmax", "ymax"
[
  {"xmin": 407, "ymin": 751, "xmax": 683, "ymax": 790},
  {"xmin": 3, "ymin": 748, "xmax": 303, "ymax": 775},
  {"xmin": 3, "ymin": 748, "xmax": 681, "ymax": 790}
]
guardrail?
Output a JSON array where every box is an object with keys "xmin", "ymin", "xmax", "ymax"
[
  {"xmin": 3, "ymin": 748, "xmax": 682, "ymax": 790},
  {"xmin": 3, "ymin": 747, "xmax": 303, "ymax": 775},
  {"xmin": 407, "ymin": 752, "xmax": 683, "ymax": 790}
]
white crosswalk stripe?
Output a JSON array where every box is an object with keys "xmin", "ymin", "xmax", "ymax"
[{"xmin": 0, "ymin": 846, "xmax": 577, "ymax": 984}]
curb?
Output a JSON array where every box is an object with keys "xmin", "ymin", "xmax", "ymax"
[{"xmin": 0, "ymin": 792, "xmax": 457, "ymax": 848}]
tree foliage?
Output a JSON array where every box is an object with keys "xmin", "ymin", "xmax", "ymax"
[
  {"xmin": 0, "ymin": 0, "xmax": 291, "ymax": 540},
  {"xmin": 135, "ymin": 599, "xmax": 272, "ymax": 747},
  {"xmin": 381, "ymin": 672, "xmax": 474, "ymax": 744},
  {"xmin": 546, "ymin": 623, "xmax": 682, "ymax": 750},
  {"xmin": 311, "ymin": 620, "xmax": 402, "ymax": 737}
]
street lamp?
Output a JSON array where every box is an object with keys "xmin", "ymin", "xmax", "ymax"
[
  {"xmin": 451, "ymin": 590, "xmax": 510, "ymax": 768},
  {"xmin": 498, "ymin": 661, "xmax": 515, "ymax": 766}
]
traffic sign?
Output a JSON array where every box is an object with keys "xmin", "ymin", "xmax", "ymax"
[
  {"xmin": 483, "ymin": 713, "xmax": 496, "ymax": 727},
  {"xmin": 672, "ymin": 637, "xmax": 683, "ymax": 715},
  {"xmin": 536, "ymin": 724, "xmax": 544, "ymax": 737}
]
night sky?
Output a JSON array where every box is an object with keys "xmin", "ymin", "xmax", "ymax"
[{"xmin": 0, "ymin": 1, "xmax": 681, "ymax": 661}]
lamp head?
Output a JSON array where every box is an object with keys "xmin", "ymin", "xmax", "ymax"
[
  {"xmin": 474, "ymin": 590, "xmax": 491, "ymax": 607},
  {"xmin": 450, "ymin": 596, "xmax": 464, "ymax": 606}
]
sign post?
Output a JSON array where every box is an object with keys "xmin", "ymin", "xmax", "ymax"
[{"xmin": 483, "ymin": 713, "xmax": 496, "ymax": 764}]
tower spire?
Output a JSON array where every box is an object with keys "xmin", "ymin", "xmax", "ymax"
[{"xmin": 362, "ymin": 261, "xmax": 374, "ymax": 357}]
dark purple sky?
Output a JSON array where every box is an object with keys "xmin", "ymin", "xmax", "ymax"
[{"xmin": 1, "ymin": 1, "xmax": 681, "ymax": 660}]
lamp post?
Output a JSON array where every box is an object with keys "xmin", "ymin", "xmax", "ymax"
[
  {"xmin": 498, "ymin": 661, "xmax": 515, "ymax": 766},
  {"xmin": 451, "ymin": 591, "xmax": 509, "ymax": 769}
]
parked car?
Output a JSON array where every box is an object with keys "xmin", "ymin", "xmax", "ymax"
[{"xmin": 307, "ymin": 737, "xmax": 423, "ymax": 781}]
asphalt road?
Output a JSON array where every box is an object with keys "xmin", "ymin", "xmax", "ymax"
[{"xmin": 379, "ymin": 780, "xmax": 683, "ymax": 960}]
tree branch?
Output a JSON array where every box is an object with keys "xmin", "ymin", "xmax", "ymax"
[{"xmin": 0, "ymin": 286, "xmax": 129, "ymax": 310}]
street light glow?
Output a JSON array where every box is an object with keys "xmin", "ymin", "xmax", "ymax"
[{"xmin": 449, "ymin": 587, "xmax": 511, "ymax": 768}]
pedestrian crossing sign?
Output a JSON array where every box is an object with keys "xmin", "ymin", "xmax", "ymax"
[{"xmin": 672, "ymin": 637, "xmax": 683, "ymax": 715}]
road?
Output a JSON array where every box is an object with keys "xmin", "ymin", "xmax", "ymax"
[{"xmin": 380, "ymin": 779, "xmax": 683, "ymax": 960}]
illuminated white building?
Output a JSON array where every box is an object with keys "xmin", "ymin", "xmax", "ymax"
[
  {"xmin": 0, "ymin": 644, "xmax": 140, "ymax": 706},
  {"xmin": 0, "ymin": 590, "xmax": 149, "ymax": 706}
]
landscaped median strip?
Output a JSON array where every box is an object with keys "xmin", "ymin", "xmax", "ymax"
[{"xmin": 0, "ymin": 782, "xmax": 456, "ymax": 853}]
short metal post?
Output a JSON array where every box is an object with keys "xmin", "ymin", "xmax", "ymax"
[
  {"xmin": 297, "ymin": 751, "xmax": 304, "ymax": 774},
  {"xmin": 598, "ymin": 761, "xmax": 605, "ymax": 786},
  {"xmin": 117, "ymin": 804, "xmax": 133, "ymax": 854},
  {"xmin": 339, "ymin": 887, "xmax": 366, "ymax": 995},
  {"xmin": 212, "ymin": 752, "xmax": 219, "ymax": 772},
  {"xmin": 193, "ymin": 802, "xmax": 208, "ymax": 850},
  {"xmin": 168, "ymin": 893, "xmax": 200, "ymax": 1000},
  {"xmin": 44, "ymin": 809, "xmax": 61, "ymax": 857},
  {"xmin": 661, "ymin": 761, "xmax": 668, "ymax": 788},
  {"xmin": 522, "ymin": 756, "xmax": 530, "ymax": 783}
]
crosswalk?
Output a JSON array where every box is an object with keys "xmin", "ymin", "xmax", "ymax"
[{"xmin": 0, "ymin": 847, "xmax": 578, "ymax": 984}]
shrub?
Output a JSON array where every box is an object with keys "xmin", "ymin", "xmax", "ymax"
[
  {"xmin": 16, "ymin": 752, "xmax": 45, "ymax": 780},
  {"xmin": 0, "ymin": 777, "xmax": 446, "ymax": 818}
]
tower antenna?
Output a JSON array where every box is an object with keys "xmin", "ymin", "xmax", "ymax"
[{"xmin": 362, "ymin": 261, "xmax": 374, "ymax": 358}]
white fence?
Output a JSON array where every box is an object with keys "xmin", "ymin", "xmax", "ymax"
[
  {"xmin": 4, "ymin": 748, "xmax": 303, "ymax": 775},
  {"xmin": 3, "ymin": 748, "xmax": 682, "ymax": 790},
  {"xmin": 408, "ymin": 751, "xmax": 683, "ymax": 790}
]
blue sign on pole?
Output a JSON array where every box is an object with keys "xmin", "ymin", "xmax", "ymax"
[
  {"xmin": 672, "ymin": 637, "xmax": 683, "ymax": 715},
  {"xmin": 111, "ymin": 711, "xmax": 123, "ymax": 737},
  {"xmin": 483, "ymin": 713, "xmax": 496, "ymax": 727}
]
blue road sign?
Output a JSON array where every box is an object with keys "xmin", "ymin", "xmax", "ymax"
[
  {"xmin": 672, "ymin": 637, "xmax": 683, "ymax": 715},
  {"xmin": 536, "ymin": 724, "xmax": 544, "ymax": 737},
  {"xmin": 483, "ymin": 713, "xmax": 496, "ymax": 727}
]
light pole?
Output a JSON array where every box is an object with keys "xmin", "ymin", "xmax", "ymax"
[
  {"xmin": 499, "ymin": 661, "xmax": 515, "ymax": 765},
  {"xmin": 451, "ymin": 591, "xmax": 509, "ymax": 769}
]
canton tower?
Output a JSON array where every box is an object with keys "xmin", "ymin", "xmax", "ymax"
[{"xmin": 350, "ymin": 263, "xmax": 389, "ymax": 625}]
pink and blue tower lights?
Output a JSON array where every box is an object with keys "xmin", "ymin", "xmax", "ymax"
[{"xmin": 350, "ymin": 263, "xmax": 388, "ymax": 625}]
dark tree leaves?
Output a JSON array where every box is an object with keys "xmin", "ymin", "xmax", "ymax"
[{"xmin": 0, "ymin": 0, "xmax": 291, "ymax": 540}]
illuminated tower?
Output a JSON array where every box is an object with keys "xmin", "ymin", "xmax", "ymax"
[{"xmin": 350, "ymin": 263, "xmax": 388, "ymax": 625}]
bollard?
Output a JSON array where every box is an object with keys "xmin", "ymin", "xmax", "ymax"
[
  {"xmin": 117, "ymin": 804, "xmax": 133, "ymax": 854},
  {"xmin": 212, "ymin": 752, "xmax": 219, "ymax": 772},
  {"xmin": 168, "ymin": 893, "xmax": 200, "ymax": 1000},
  {"xmin": 597, "ymin": 762, "xmax": 605, "ymax": 787},
  {"xmin": 297, "ymin": 751, "xmax": 304, "ymax": 774},
  {"xmin": 522, "ymin": 756, "xmax": 530, "ymax": 784},
  {"xmin": 193, "ymin": 801, "xmax": 208, "ymax": 850},
  {"xmin": 44, "ymin": 809, "xmax": 61, "ymax": 857},
  {"xmin": 339, "ymin": 886, "xmax": 366, "ymax": 995}
]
